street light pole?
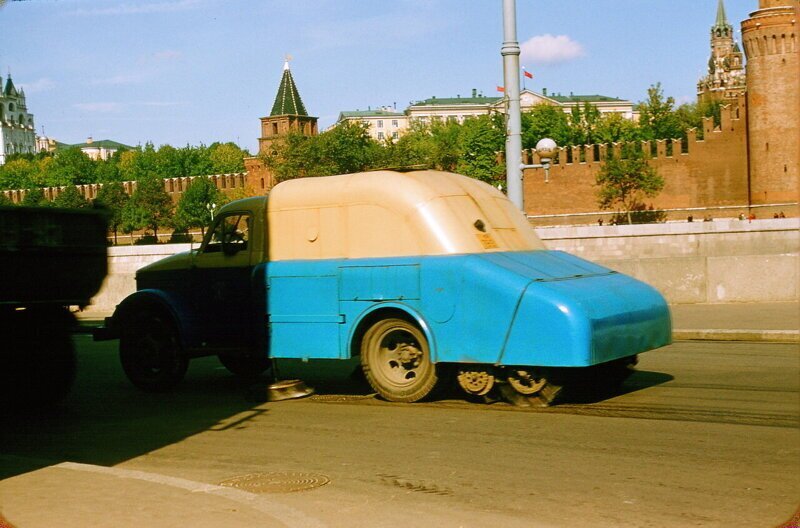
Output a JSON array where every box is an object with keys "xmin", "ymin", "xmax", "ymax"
[{"xmin": 502, "ymin": 0, "xmax": 524, "ymax": 210}]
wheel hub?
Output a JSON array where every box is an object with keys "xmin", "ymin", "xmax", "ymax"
[
  {"xmin": 457, "ymin": 368, "xmax": 495, "ymax": 396},
  {"xmin": 507, "ymin": 370, "xmax": 547, "ymax": 395}
]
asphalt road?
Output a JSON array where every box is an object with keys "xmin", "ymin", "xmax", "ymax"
[{"xmin": 1, "ymin": 336, "xmax": 798, "ymax": 528}]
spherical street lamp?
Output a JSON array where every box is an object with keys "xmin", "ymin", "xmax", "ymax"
[{"xmin": 535, "ymin": 138, "xmax": 558, "ymax": 167}]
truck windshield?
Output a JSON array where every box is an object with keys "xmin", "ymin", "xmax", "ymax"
[{"xmin": 204, "ymin": 214, "xmax": 250, "ymax": 253}]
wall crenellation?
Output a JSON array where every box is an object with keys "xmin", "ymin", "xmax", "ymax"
[
  {"xmin": 522, "ymin": 95, "xmax": 751, "ymax": 217},
  {"xmin": 1, "ymin": 172, "xmax": 248, "ymax": 204}
]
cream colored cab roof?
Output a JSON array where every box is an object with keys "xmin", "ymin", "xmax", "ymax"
[{"xmin": 267, "ymin": 170, "xmax": 544, "ymax": 261}]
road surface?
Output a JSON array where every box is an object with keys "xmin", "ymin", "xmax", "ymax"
[{"xmin": 1, "ymin": 336, "xmax": 798, "ymax": 527}]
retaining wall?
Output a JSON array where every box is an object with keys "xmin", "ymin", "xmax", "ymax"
[
  {"xmin": 86, "ymin": 218, "xmax": 799, "ymax": 312},
  {"xmin": 537, "ymin": 218, "xmax": 799, "ymax": 304}
]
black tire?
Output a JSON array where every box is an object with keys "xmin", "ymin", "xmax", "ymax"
[
  {"xmin": 0, "ymin": 307, "xmax": 77, "ymax": 412},
  {"xmin": 120, "ymin": 311, "xmax": 188, "ymax": 392},
  {"xmin": 360, "ymin": 318, "xmax": 439, "ymax": 403},
  {"xmin": 218, "ymin": 353, "xmax": 272, "ymax": 380}
]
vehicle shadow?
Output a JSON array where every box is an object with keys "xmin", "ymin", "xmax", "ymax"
[
  {"xmin": 565, "ymin": 369, "xmax": 675, "ymax": 405},
  {"xmin": 0, "ymin": 341, "xmax": 273, "ymax": 480}
]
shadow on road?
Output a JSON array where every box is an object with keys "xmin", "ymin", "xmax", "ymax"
[
  {"xmin": 0, "ymin": 339, "xmax": 676, "ymax": 482},
  {"xmin": 564, "ymin": 369, "xmax": 675, "ymax": 405},
  {"xmin": 0, "ymin": 339, "xmax": 269, "ymax": 480}
]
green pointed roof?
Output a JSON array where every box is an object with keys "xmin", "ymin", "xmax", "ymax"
[
  {"xmin": 270, "ymin": 61, "xmax": 308, "ymax": 116},
  {"xmin": 4, "ymin": 76, "xmax": 18, "ymax": 97},
  {"xmin": 714, "ymin": 0, "xmax": 729, "ymax": 29}
]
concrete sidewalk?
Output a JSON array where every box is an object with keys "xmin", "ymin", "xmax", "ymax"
[
  {"xmin": 75, "ymin": 302, "xmax": 800, "ymax": 342},
  {"xmin": 670, "ymin": 301, "xmax": 799, "ymax": 342}
]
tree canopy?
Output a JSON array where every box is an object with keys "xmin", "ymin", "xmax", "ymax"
[
  {"xmin": 596, "ymin": 147, "xmax": 665, "ymax": 225},
  {"xmin": 121, "ymin": 174, "xmax": 174, "ymax": 241},
  {"xmin": 174, "ymin": 176, "xmax": 222, "ymax": 236},
  {"xmin": 0, "ymin": 142, "xmax": 250, "ymax": 192}
]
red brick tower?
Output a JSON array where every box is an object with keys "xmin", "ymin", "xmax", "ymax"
[{"xmin": 741, "ymin": 0, "xmax": 800, "ymax": 205}]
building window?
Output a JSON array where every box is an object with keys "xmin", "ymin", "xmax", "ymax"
[
  {"xmin": 392, "ymin": 132, "xmax": 398, "ymax": 139},
  {"xmin": 392, "ymin": 119, "xmax": 398, "ymax": 127},
  {"xmin": 377, "ymin": 132, "xmax": 384, "ymax": 140},
  {"xmin": 377, "ymin": 120, "xmax": 383, "ymax": 128}
]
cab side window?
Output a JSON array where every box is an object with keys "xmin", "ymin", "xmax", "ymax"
[{"xmin": 204, "ymin": 214, "xmax": 250, "ymax": 254}]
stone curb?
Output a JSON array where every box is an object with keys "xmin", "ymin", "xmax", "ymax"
[{"xmin": 673, "ymin": 329, "xmax": 800, "ymax": 343}]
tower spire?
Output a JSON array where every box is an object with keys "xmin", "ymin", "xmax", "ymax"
[
  {"xmin": 715, "ymin": 0, "xmax": 728, "ymax": 27},
  {"xmin": 270, "ymin": 57, "xmax": 308, "ymax": 116}
]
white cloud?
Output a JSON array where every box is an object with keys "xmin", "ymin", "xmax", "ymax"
[
  {"xmin": 520, "ymin": 34, "xmax": 585, "ymax": 65},
  {"xmin": 73, "ymin": 0, "xmax": 200, "ymax": 16},
  {"xmin": 73, "ymin": 102, "xmax": 125, "ymax": 113},
  {"xmin": 19, "ymin": 78, "xmax": 55, "ymax": 93}
]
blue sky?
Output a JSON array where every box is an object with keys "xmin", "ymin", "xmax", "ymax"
[{"xmin": 1, "ymin": 0, "xmax": 753, "ymax": 153}]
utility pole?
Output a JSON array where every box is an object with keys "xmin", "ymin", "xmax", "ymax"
[{"xmin": 501, "ymin": 0, "xmax": 524, "ymax": 210}]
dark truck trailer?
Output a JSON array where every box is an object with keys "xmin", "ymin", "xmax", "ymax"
[{"xmin": 0, "ymin": 206, "xmax": 108, "ymax": 410}]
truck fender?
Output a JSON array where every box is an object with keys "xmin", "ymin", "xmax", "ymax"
[
  {"xmin": 110, "ymin": 290, "xmax": 189, "ymax": 346},
  {"xmin": 346, "ymin": 302, "xmax": 439, "ymax": 363}
]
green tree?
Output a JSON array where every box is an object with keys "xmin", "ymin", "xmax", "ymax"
[
  {"xmin": 0, "ymin": 158, "xmax": 38, "ymax": 190},
  {"xmin": 568, "ymin": 102, "xmax": 602, "ymax": 145},
  {"xmin": 209, "ymin": 142, "xmax": 248, "ymax": 173},
  {"xmin": 121, "ymin": 174, "xmax": 173, "ymax": 242},
  {"xmin": 44, "ymin": 148, "xmax": 96, "ymax": 186},
  {"xmin": 117, "ymin": 150, "xmax": 139, "ymax": 181},
  {"xmin": 391, "ymin": 120, "xmax": 438, "ymax": 168},
  {"xmin": 93, "ymin": 157, "xmax": 122, "ymax": 183},
  {"xmin": 52, "ymin": 186, "xmax": 89, "ymax": 209},
  {"xmin": 265, "ymin": 121, "xmax": 379, "ymax": 182},
  {"xmin": 94, "ymin": 181, "xmax": 130, "ymax": 244},
  {"xmin": 155, "ymin": 144, "xmax": 185, "ymax": 178},
  {"xmin": 596, "ymin": 148, "xmax": 665, "ymax": 225},
  {"xmin": 20, "ymin": 187, "xmax": 49, "ymax": 207},
  {"xmin": 673, "ymin": 100, "xmax": 723, "ymax": 140},
  {"xmin": 0, "ymin": 193, "xmax": 14, "ymax": 206},
  {"xmin": 521, "ymin": 105, "xmax": 571, "ymax": 149},
  {"xmin": 637, "ymin": 83, "xmax": 683, "ymax": 141},
  {"xmin": 426, "ymin": 119, "xmax": 462, "ymax": 171},
  {"xmin": 455, "ymin": 115, "xmax": 505, "ymax": 185},
  {"xmin": 182, "ymin": 144, "xmax": 214, "ymax": 176},
  {"xmin": 174, "ymin": 177, "xmax": 221, "ymax": 237},
  {"xmin": 594, "ymin": 113, "xmax": 642, "ymax": 144}
]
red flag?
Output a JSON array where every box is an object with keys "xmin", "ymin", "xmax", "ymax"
[
  {"xmin": 524, "ymin": 70, "xmax": 533, "ymax": 79},
  {"xmin": 496, "ymin": 85, "xmax": 505, "ymax": 92}
]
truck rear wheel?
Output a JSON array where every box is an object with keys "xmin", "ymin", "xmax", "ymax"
[
  {"xmin": 120, "ymin": 311, "xmax": 188, "ymax": 392},
  {"xmin": 360, "ymin": 318, "xmax": 438, "ymax": 403}
]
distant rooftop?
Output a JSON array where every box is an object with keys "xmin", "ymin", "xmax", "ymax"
[
  {"xmin": 411, "ymin": 95, "xmax": 501, "ymax": 106},
  {"xmin": 58, "ymin": 138, "xmax": 132, "ymax": 150},
  {"xmin": 547, "ymin": 94, "xmax": 627, "ymax": 103},
  {"xmin": 339, "ymin": 109, "xmax": 405, "ymax": 118}
]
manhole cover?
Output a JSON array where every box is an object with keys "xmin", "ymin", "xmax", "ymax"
[{"xmin": 219, "ymin": 472, "xmax": 330, "ymax": 493}]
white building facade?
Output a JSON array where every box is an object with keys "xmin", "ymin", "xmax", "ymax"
[
  {"xmin": 336, "ymin": 88, "xmax": 636, "ymax": 139},
  {"xmin": 0, "ymin": 75, "xmax": 36, "ymax": 165},
  {"xmin": 335, "ymin": 108, "xmax": 408, "ymax": 141}
]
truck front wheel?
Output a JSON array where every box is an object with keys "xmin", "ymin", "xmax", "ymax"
[
  {"xmin": 120, "ymin": 311, "xmax": 188, "ymax": 392},
  {"xmin": 360, "ymin": 318, "xmax": 438, "ymax": 403}
]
